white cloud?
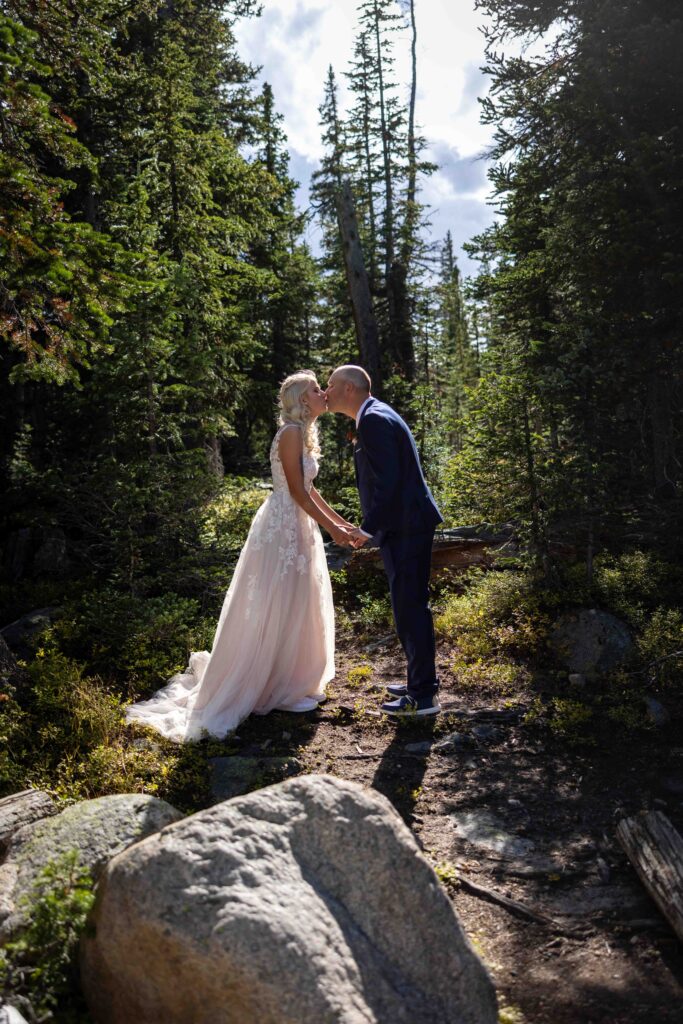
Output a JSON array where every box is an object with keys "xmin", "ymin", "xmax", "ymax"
[{"xmin": 234, "ymin": 0, "xmax": 498, "ymax": 276}]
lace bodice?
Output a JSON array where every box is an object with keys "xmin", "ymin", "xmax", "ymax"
[{"xmin": 270, "ymin": 425, "xmax": 318, "ymax": 495}]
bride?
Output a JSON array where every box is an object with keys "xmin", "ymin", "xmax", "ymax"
[{"xmin": 125, "ymin": 370, "xmax": 353, "ymax": 742}]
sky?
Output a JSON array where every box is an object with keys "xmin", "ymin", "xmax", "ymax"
[{"xmin": 234, "ymin": 0, "xmax": 497, "ymax": 279}]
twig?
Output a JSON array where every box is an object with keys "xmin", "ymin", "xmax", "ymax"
[{"xmin": 450, "ymin": 874, "xmax": 589, "ymax": 938}]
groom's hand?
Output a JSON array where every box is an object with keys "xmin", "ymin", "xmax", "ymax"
[{"xmin": 349, "ymin": 528, "xmax": 370, "ymax": 548}]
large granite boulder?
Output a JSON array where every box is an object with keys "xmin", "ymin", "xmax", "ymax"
[
  {"xmin": 549, "ymin": 608, "xmax": 632, "ymax": 675},
  {"xmin": 0, "ymin": 794, "xmax": 182, "ymax": 942},
  {"xmin": 81, "ymin": 775, "xmax": 497, "ymax": 1024},
  {"xmin": 0, "ymin": 790, "xmax": 56, "ymax": 856}
]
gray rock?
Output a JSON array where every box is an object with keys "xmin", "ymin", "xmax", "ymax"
[
  {"xmin": 433, "ymin": 731, "xmax": 472, "ymax": 754},
  {"xmin": 0, "ymin": 794, "xmax": 182, "ymax": 941},
  {"xmin": 505, "ymin": 798, "xmax": 531, "ymax": 820},
  {"xmin": 131, "ymin": 737, "xmax": 163, "ymax": 754},
  {"xmin": 549, "ymin": 608, "xmax": 632, "ymax": 675},
  {"xmin": 81, "ymin": 775, "xmax": 498, "ymax": 1024},
  {"xmin": 451, "ymin": 707, "xmax": 525, "ymax": 724},
  {"xmin": 451, "ymin": 809, "xmax": 536, "ymax": 859},
  {"xmin": 1, "ymin": 607, "xmax": 61, "ymax": 658},
  {"xmin": 0, "ymin": 790, "xmax": 56, "ymax": 855},
  {"xmin": 208, "ymin": 755, "xmax": 302, "ymax": 803},
  {"xmin": 568, "ymin": 673, "xmax": 587, "ymax": 688},
  {"xmin": 644, "ymin": 695, "xmax": 670, "ymax": 727},
  {"xmin": 549, "ymin": 883, "xmax": 653, "ymax": 917},
  {"xmin": 405, "ymin": 741, "xmax": 433, "ymax": 754},
  {"xmin": 32, "ymin": 528, "xmax": 69, "ymax": 576},
  {"xmin": 471, "ymin": 725, "xmax": 502, "ymax": 743}
]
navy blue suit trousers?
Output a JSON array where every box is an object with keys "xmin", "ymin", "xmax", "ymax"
[{"xmin": 353, "ymin": 398, "xmax": 442, "ymax": 699}]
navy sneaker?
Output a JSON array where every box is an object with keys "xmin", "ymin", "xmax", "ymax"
[
  {"xmin": 381, "ymin": 693, "xmax": 441, "ymax": 717},
  {"xmin": 385, "ymin": 683, "xmax": 408, "ymax": 697}
]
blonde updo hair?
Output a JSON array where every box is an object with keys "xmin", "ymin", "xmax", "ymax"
[{"xmin": 278, "ymin": 370, "xmax": 321, "ymax": 459}]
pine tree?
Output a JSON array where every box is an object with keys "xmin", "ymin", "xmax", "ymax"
[
  {"xmin": 451, "ymin": 0, "xmax": 683, "ymax": 564},
  {"xmin": 0, "ymin": 0, "xmax": 318, "ymax": 587},
  {"xmin": 0, "ymin": 11, "xmax": 125, "ymax": 382}
]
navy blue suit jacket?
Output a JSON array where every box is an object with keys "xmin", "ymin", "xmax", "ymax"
[{"xmin": 354, "ymin": 398, "xmax": 443, "ymax": 545}]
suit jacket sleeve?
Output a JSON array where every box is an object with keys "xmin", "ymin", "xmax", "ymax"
[{"xmin": 358, "ymin": 413, "xmax": 400, "ymax": 536}]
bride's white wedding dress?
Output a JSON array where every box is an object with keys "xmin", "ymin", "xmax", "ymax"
[{"xmin": 125, "ymin": 424, "xmax": 335, "ymax": 742}]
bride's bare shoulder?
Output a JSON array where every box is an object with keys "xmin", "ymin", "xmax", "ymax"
[{"xmin": 276, "ymin": 422, "xmax": 303, "ymax": 452}]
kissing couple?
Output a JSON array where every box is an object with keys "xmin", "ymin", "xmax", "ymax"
[{"xmin": 126, "ymin": 365, "xmax": 443, "ymax": 742}]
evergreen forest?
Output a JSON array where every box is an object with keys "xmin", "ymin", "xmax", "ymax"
[{"xmin": 1, "ymin": 1, "xmax": 682, "ymax": 1020}]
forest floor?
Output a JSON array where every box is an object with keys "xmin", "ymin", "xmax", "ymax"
[{"xmin": 213, "ymin": 633, "xmax": 683, "ymax": 1024}]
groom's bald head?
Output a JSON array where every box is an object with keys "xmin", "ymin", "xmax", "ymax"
[
  {"xmin": 331, "ymin": 365, "xmax": 371, "ymax": 393},
  {"xmin": 325, "ymin": 364, "xmax": 372, "ymax": 417}
]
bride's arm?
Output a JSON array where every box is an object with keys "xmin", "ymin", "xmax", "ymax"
[
  {"xmin": 279, "ymin": 428, "xmax": 351, "ymax": 546},
  {"xmin": 309, "ymin": 486, "xmax": 354, "ymax": 529}
]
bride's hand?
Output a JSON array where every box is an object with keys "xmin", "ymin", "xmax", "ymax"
[{"xmin": 331, "ymin": 525, "xmax": 353, "ymax": 547}]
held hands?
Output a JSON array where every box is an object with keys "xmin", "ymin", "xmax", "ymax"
[
  {"xmin": 338, "ymin": 518, "xmax": 370, "ymax": 548},
  {"xmin": 330, "ymin": 525, "xmax": 356, "ymax": 548},
  {"xmin": 330, "ymin": 524, "xmax": 370, "ymax": 549}
]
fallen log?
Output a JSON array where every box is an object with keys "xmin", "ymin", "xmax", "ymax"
[
  {"xmin": 346, "ymin": 536, "xmax": 498, "ymax": 576},
  {"xmin": 616, "ymin": 810, "xmax": 683, "ymax": 943}
]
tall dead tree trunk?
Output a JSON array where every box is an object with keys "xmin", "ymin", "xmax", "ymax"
[
  {"xmin": 402, "ymin": 0, "xmax": 418, "ymax": 263},
  {"xmin": 335, "ymin": 180, "xmax": 382, "ymax": 392}
]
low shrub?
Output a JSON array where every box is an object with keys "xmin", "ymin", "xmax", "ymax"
[
  {"xmin": 637, "ymin": 607, "xmax": 683, "ymax": 689},
  {"xmin": 449, "ymin": 655, "xmax": 530, "ymax": 695},
  {"xmin": 435, "ymin": 568, "xmax": 550, "ymax": 661},
  {"xmin": 1, "ymin": 647, "xmax": 209, "ymax": 808},
  {"xmin": 347, "ymin": 664, "xmax": 373, "ymax": 689},
  {"xmin": 48, "ymin": 589, "xmax": 214, "ymax": 694},
  {"xmin": 0, "ymin": 851, "xmax": 95, "ymax": 1022}
]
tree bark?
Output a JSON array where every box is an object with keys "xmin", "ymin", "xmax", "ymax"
[
  {"xmin": 402, "ymin": 0, "xmax": 418, "ymax": 266},
  {"xmin": 616, "ymin": 810, "xmax": 683, "ymax": 943},
  {"xmin": 335, "ymin": 181, "xmax": 382, "ymax": 392}
]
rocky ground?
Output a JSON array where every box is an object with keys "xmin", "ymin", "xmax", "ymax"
[{"xmin": 202, "ymin": 636, "xmax": 683, "ymax": 1024}]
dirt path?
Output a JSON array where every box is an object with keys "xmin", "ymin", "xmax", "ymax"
[{"xmin": 218, "ymin": 638, "xmax": 683, "ymax": 1024}]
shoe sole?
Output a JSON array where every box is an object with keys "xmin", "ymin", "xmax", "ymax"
[
  {"xmin": 383, "ymin": 705, "xmax": 441, "ymax": 717},
  {"xmin": 274, "ymin": 703, "xmax": 320, "ymax": 712}
]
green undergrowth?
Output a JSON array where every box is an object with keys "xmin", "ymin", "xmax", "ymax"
[
  {"xmin": 0, "ymin": 646, "xmax": 211, "ymax": 809},
  {"xmin": 330, "ymin": 564, "xmax": 393, "ymax": 639},
  {"xmin": 0, "ymin": 851, "xmax": 95, "ymax": 1023},
  {"xmin": 1, "ymin": 544, "xmax": 680, "ymax": 806},
  {"xmin": 433, "ymin": 551, "xmax": 682, "ymax": 741},
  {"xmin": 46, "ymin": 589, "xmax": 216, "ymax": 695}
]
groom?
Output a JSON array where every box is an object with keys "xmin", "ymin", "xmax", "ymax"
[{"xmin": 325, "ymin": 365, "xmax": 443, "ymax": 717}]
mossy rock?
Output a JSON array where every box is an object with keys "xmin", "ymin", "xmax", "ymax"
[{"xmin": 0, "ymin": 793, "xmax": 182, "ymax": 942}]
